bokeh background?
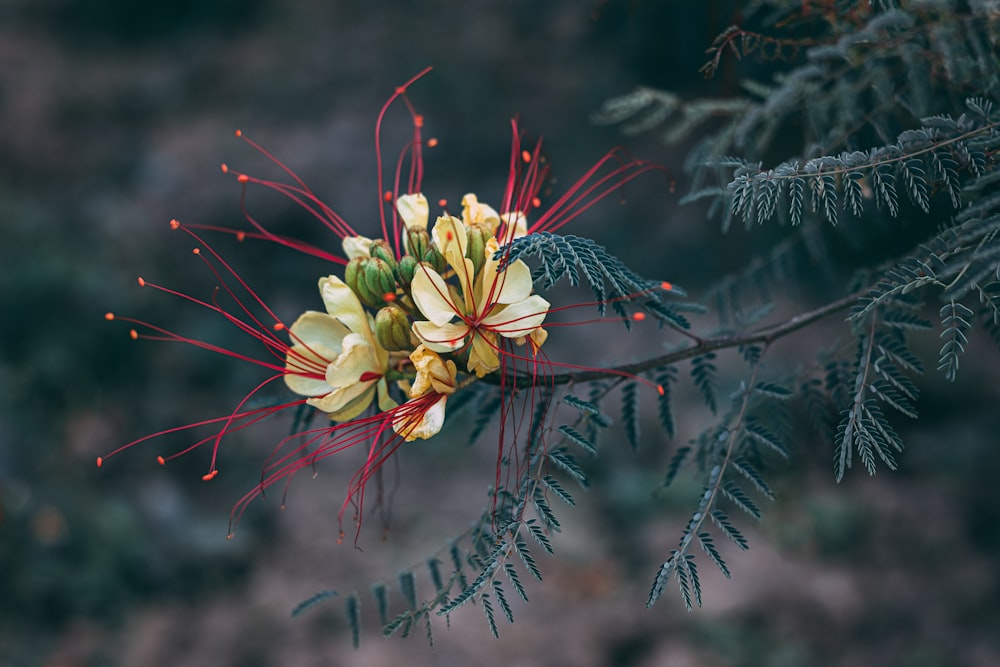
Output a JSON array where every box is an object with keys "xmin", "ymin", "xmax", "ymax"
[{"xmin": 2, "ymin": 1, "xmax": 999, "ymax": 665}]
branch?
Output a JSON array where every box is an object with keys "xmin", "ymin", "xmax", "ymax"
[{"xmin": 492, "ymin": 291, "xmax": 863, "ymax": 389}]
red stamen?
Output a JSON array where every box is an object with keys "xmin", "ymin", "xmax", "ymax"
[
  {"xmin": 237, "ymin": 174, "xmax": 249, "ymax": 183},
  {"xmin": 202, "ymin": 470, "xmax": 219, "ymax": 481},
  {"xmin": 359, "ymin": 371, "xmax": 383, "ymax": 382},
  {"xmin": 383, "ymin": 292, "xmax": 396, "ymax": 302},
  {"xmin": 96, "ymin": 456, "xmax": 103, "ymax": 468},
  {"xmin": 383, "ymin": 190, "xmax": 393, "ymax": 202},
  {"xmin": 169, "ymin": 219, "xmax": 181, "ymax": 230},
  {"xmin": 428, "ymin": 137, "xmax": 438, "ymax": 147},
  {"xmin": 104, "ymin": 312, "xmax": 114, "ymax": 321},
  {"xmin": 137, "ymin": 277, "xmax": 145, "ymax": 287},
  {"xmin": 661, "ymin": 281, "xmax": 673, "ymax": 291},
  {"xmin": 632, "ymin": 312, "xmax": 646, "ymax": 322},
  {"xmin": 157, "ymin": 456, "xmax": 165, "ymax": 465},
  {"xmin": 438, "ymin": 198, "xmax": 447, "ymax": 208},
  {"xmin": 236, "ymin": 231, "xmax": 246, "ymax": 242},
  {"xmin": 414, "ymin": 115, "xmax": 424, "ymax": 128},
  {"xmin": 129, "ymin": 330, "xmax": 138, "ymax": 340}
]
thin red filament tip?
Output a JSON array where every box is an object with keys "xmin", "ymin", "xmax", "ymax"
[
  {"xmin": 427, "ymin": 137, "xmax": 438, "ymax": 147},
  {"xmin": 104, "ymin": 312, "xmax": 115, "ymax": 321},
  {"xmin": 137, "ymin": 277, "xmax": 146, "ymax": 287},
  {"xmin": 273, "ymin": 322, "xmax": 285, "ymax": 331},
  {"xmin": 202, "ymin": 470, "xmax": 219, "ymax": 481},
  {"xmin": 531, "ymin": 196, "xmax": 541, "ymax": 208},
  {"xmin": 156, "ymin": 456, "xmax": 166, "ymax": 465},
  {"xmin": 383, "ymin": 292, "xmax": 396, "ymax": 302},
  {"xmin": 237, "ymin": 174, "xmax": 249, "ymax": 183},
  {"xmin": 661, "ymin": 281, "xmax": 673, "ymax": 291},
  {"xmin": 657, "ymin": 385, "xmax": 665, "ymax": 396},
  {"xmin": 96, "ymin": 456, "xmax": 103, "ymax": 468},
  {"xmin": 169, "ymin": 219, "xmax": 181, "ymax": 230},
  {"xmin": 235, "ymin": 129, "xmax": 243, "ymax": 137},
  {"xmin": 236, "ymin": 231, "xmax": 246, "ymax": 242},
  {"xmin": 221, "ymin": 163, "xmax": 229, "ymax": 173},
  {"xmin": 129, "ymin": 330, "xmax": 138, "ymax": 340},
  {"xmin": 632, "ymin": 312, "xmax": 646, "ymax": 322},
  {"xmin": 414, "ymin": 115, "xmax": 424, "ymax": 128},
  {"xmin": 192, "ymin": 248, "xmax": 201, "ymax": 255},
  {"xmin": 521, "ymin": 150, "xmax": 531, "ymax": 163},
  {"xmin": 383, "ymin": 191, "xmax": 393, "ymax": 202},
  {"xmin": 438, "ymin": 198, "xmax": 447, "ymax": 208}
]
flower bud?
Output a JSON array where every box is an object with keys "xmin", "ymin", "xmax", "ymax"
[
  {"xmin": 466, "ymin": 222, "xmax": 491, "ymax": 276},
  {"xmin": 375, "ymin": 304, "xmax": 412, "ymax": 351},
  {"xmin": 369, "ymin": 239, "xmax": 397, "ymax": 269},
  {"xmin": 364, "ymin": 257, "xmax": 397, "ymax": 305},
  {"xmin": 344, "ymin": 256, "xmax": 376, "ymax": 304},
  {"xmin": 423, "ymin": 245, "xmax": 448, "ymax": 275},
  {"xmin": 404, "ymin": 228, "xmax": 430, "ymax": 260},
  {"xmin": 396, "ymin": 254, "xmax": 418, "ymax": 288}
]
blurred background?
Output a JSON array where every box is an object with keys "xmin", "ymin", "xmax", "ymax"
[{"xmin": 1, "ymin": 1, "xmax": 998, "ymax": 665}]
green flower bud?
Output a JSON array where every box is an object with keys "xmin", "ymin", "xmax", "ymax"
[
  {"xmin": 369, "ymin": 239, "xmax": 397, "ymax": 269},
  {"xmin": 396, "ymin": 254, "xmax": 418, "ymax": 288},
  {"xmin": 403, "ymin": 228, "xmax": 430, "ymax": 260},
  {"xmin": 466, "ymin": 222, "xmax": 490, "ymax": 276},
  {"xmin": 345, "ymin": 257, "xmax": 375, "ymax": 304},
  {"xmin": 374, "ymin": 304, "xmax": 412, "ymax": 352},
  {"xmin": 364, "ymin": 257, "xmax": 397, "ymax": 305},
  {"xmin": 423, "ymin": 245, "xmax": 448, "ymax": 275}
]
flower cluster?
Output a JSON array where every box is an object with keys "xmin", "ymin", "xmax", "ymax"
[{"xmin": 101, "ymin": 70, "xmax": 671, "ymax": 541}]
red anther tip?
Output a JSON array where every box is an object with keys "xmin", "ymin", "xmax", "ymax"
[
  {"xmin": 273, "ymin": 322, "xmax": 285, "ymax": 331},
  {"xmin": 657, "ymin": 385, "xmax": 665, "ymax": 396},
  {"xmin": 235, "ymin": 129, "xmax": 242, "ymax": 137},
  {"xmin": 169, "ymin": 219, "xmax": 181, "ymax": 230},
  {"xmin": 414, "ymin": 114, "xmax": 424, "ymax": 128},
  {"xmin": 236, "ymin": 231, "xmax": 246, "ymax": 242},
  {"xmin": 427, "ymin": 137, "xmax": 438, "ymax": 147},
  {"xmin": 192, "ymin": 248, "xmax": 201, "ymax": 255},
  {"xmin": 96, "ymin": 456, "xmax": 103, "ymax": 468},
  {"xmin": 633, "ymin": 312, "xmax": 646, "ymax": 321},
  {"xmin": 438, "ymin": 198, "xmax": 447, "ymax": 208},
  {"xmin": 156, "ymin": 455, "xmax": 165, "ymax": 465},
  {"xmin": 521, "ymin": 150, "xmax": 532, "ymax": 163},
  {"xmin": 226, "ymin": 533, "xmax": 234, "ymax": 540},
  {"xmin": 137, "ymin": 277, "xmax": 146, "ymax": 287},
  {"xmin": 661, "ymin": 281, "xmax": 673, "ymax": 291},
  {"xmin": 220, "ymin": 163, "xmax": 229, "ymax": 173},
  {"xmin": 383, "ymin": 190, "xmax": 393, "ymax": 202},
  {"xmin": 395, "ymin": 86, "xmax": 406, "ymax": 94},
  {"xmin": 202, "ymin": 470, "xmax": 218, "ymax": 481},
  {"xmin": 446, "ymin": 231, "xmax": 453, "ymax": 241},
  {"xmin": 237, "ymin": 174, "xmax": 249, "ymax": 183},
  {"xmin": 104, "ymin": 312, "xmax": 115, "ymax": 321},
  {"xmin": 531, "ymin": 196, "xmax": 542, "ymax": 208},
  {"xmin": 383, "ymin": 292, "xmax": 396, "ymax": 302},
  {"xmin": 129, "ymin": 330, "xmax": 138, "ymax": 340}
]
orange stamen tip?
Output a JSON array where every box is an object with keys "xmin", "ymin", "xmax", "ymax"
[
  {"xmin": 237, "ymin": 174, "xmax": 249, "ymax": 183},
  {"xmin": 437, "ymin": 198, "xmax": 447, "ymax": 208},
  {"xmin": 661, "ymin": 281, "xmax": 673, "ymax": 291},
  {"xmin": 104, "ymin": 312, "xmax": 115, "ymax": 321},
  {"xmin": 96, "ymin": 456, "xmax": 103, "ymax": 468},
  {"xmin": 414, "ymin": 114, "xmax": 424, "ymax": 127},
  {"xmin": 531, "ymin": 197, "xmax": 541, "ymax": 208},
  {"xmin": 427, "ymin": 137, "xmax": 438, "ymax": 147},
  {"xmin": 446, "ymin": 231, "xmax": 453, "ymax": 241},
  {"xmin": 383, "ymin": 190, "xmax": 393, "ymax": 202},
  {"xmin": 273, "ymin": 322, "xmax": 285, "ymax": 331},
  {"xmin": 192, "ymin": 248, "xmax": 201, "ymax": 255},
  {"xmin": 137, "ymin": 277, "xmax": 146, "ymax": 287},
  {"xmin": 236, "ymin": 231, "xmax": 246, "ymax": 242},
  {"xmin": 657, "ymin": 385, "xmax": 665, "ymax": 396},
  {"xmin": 156, "ymin": 455, "xmax": 165, "ymax": 465},
  {"xmin": 383, "ymin": 292, "xmax": 396, "ymax": 302},
  {"xmin": 169, "ymin": 219, "xmax": 181, "ymax": 230},
  {"xmin": 129, "ymin": 329, "xmax": 138, "ymax": 340},
  {"xmin": 202, "ymin": 470, "xmax": 218, "ymax": 481},
  {"xmin": 220, "ymin": 163, "xmax": 229, "ymax": 173},
  {"xmin": 521, "ymin": 150, "xmax": 532, "ymax": 163},
  {"xmin": 226, "ymin": 533, "xmax": 234, "ymax": 540},
  {"xmin": 395, "ymin": 86, "xmax": 406, "ymax": 94},
  {"xmin": 234, "ymin": 129, "xmax": 242, "ymax": 137},
  {"xmin": 633, "ymin": 312, "xmax": 646, "ymax": 321}
]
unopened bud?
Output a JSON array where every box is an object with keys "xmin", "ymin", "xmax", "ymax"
[
  {"xmin": 423, "ymin": 245, "xmax": 448, "ymax": 275},
  {"xmin": 396, "ymin": 254, "xmax": 418, "ymax": 288},
  {"xmin": 370, "ymin": 239, "xmax": 397, "ymax": 269},
  {"xmin": 375, "ymin": 304, "xmax": 412, "ymax": 351},
  {"xmin": 364, "ymin": 258, "xmax": 397, "ymax": 306},
  {"xmin": 404, "ymin": 228, "xmax": 430, "ymax": 260},
  {"xmin": 466, "ymin": 222, "xmax": 491, "ymax": 276},
  {"xmin": 344, "ymin": 256, "xmax": 370, "ymax": 302}
]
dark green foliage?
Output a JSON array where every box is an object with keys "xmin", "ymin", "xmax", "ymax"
[
  {"xmin": 345, "ymin": 593, "xmax": 361, "ymax": 649},
  {"xmin": 691, "ymin": 354, "xmax": 718, "ymax": 415},
  {"xmin": 290, "ymin": 590, "xmax": 337, "ymax": 618},
  {"xmin": 622, "ymin": 381, "xmax": 641, "ymax": 451}
]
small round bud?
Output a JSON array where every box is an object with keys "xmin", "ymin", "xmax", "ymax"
[
  {"xmin": 403, "ymin": 227, "xmax": 430, "ymax": 260},
  {"xmin": 466, "ymin": 222, "xmax": 491, "ymax": 276},
  {"xmin": 363, "ymin": 258, "xmax": 397, "ymax": 306},
  {"xmin": 370, "ymin": 239, "xmax": 397, "ymax": 269},
  {"xmin": 375, "ymin": 304, "xmax": 413, "ymax": 351},
  {"xmin": 396, "ymin": 254, "xmax": 418, "ymax": 288}
]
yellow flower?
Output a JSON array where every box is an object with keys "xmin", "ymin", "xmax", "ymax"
[
  {"xmin": 410, "ymin": 222, "xmax": 549, "ymax": 377},
  {"xmin": 342, "ymin": 235, "xmax": 374, "ymax": 260},
  {"xmin": 284, "ymin": 275, "xmax": 395, "ymax": 421},
  {"xmin": 396, "ymin": 193, "xmax": 429, "ymax": 231},
  {"xmin": 392, "ymin": 345, "xmax": 458, "ymax": 441},
  {"xmin": 461, "ymin": 193, "xmax": 501, "ymax": 233}
]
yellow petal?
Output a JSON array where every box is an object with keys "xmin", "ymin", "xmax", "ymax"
[
  {"xmin": 319, "ymin": 275, "xmax": 370, "ymax": 338},
  {"xmin": 284, "ymin": 342, "xmax": 338, "ymax": 397},
  {"xmin": 411, "ymin": 320, "xmax": 469, "ymax": 353},
  {"xmin": 410, "ymin": 266, "xmax": 460, "ymax": 327},
  {"xmin": 396, "ymin": 193, "xmax": 429, "ymax": 230},
  {"xmin": 341, "ymin": 235, "xmax": 373, "ymax": 260},
  {"xmin": 481, "ymin": 295, "xmax": 550, "ymax": 338},
  {"xmin": 409, "ymin": 345, "xmax": 458, "ymax": 397},
  {"xmin": 311, "ymin": 386, "xmax": 376, "ymax": 422},
  {"xmin": 431, "ymin": 214, "xmax": 468, "ymax": 271},
  {"xmin": 393, "ymin": 394, "xmax": 448, "ymax": 441},
  {"xmin": 468, "ymin": 331, "xmax": 500, "ymax": 377},
  {"xmin": 500, "ymin": 212, "xmax": 528, "ymax": 243},
  {"xmin": 287, "ymin": 310, "xmax": 350, "ymax": 351},
  {"xmin": 479, "ymin": 241, "xmax": 532, "ymax": 307},
  {"xmin": 324, "ymin": 333, "xmax": 379, "ymax": 390},
  {"xmin": 461, "ymin": 193, "xmax": 501, "ymax": 234}
]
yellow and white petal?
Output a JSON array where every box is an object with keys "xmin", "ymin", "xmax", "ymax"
[
  {"xmin": 284, "ymin": 342, "xmax": 338, "ymax": 396},
  {"xmin": 287, "ymin": 310, "xmax": 351, "ymax": 352},
  {"xmin": 411, "ymin": 320, "xmax": 469, "ymax": 353},
  {"xmin": 410, "ymin": 266, "xmax": 460, "ymax": 327},
  {"xmin": 376, "ymin": 378, "xmax": 398, "ymax": 412},
  {"xmin": 500, "ymin": 212, "xmax": 528, "ymax": 243},
  {"xmin": 467, "ymin": 331, "xmax": 500, "ymax": 377},
  {"xmin": 409, "ymin": 345, "xmax": 458, "ymax": 397},
  {"xmin": 396, "ymin": 193, "xmax": 429, "ymax": 230},
  {"xmin": 319, "ymin": 275, "xmax": 370, "ymax": 338},
  {"xmin": 324, "ymin": 333, "xmax": 379, "ymax": 390},
  {"xmin": 393, "ymin": 394, "xmax": 448, "ymax": 442},
  {"xmin": 461, "ymin": 193, "xmax": 501, "ymax": 234},
  {"xmin": 481, "ymin": 295, "xmax": 550, "ymax": 338},
  {"xmin": 342, "ymin": 235, "xmax": 373, "ymax": 260},
  {"xmin": 479, "ymin": 242, "xmax": 533, "ymax": 306},
  {"xmin": 313, "ymin": 385, "xmax": 376, "ymax": 422},
  {"xmin": 430, "ymin": 214, "xmax": 468, "ymax": 270}
]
